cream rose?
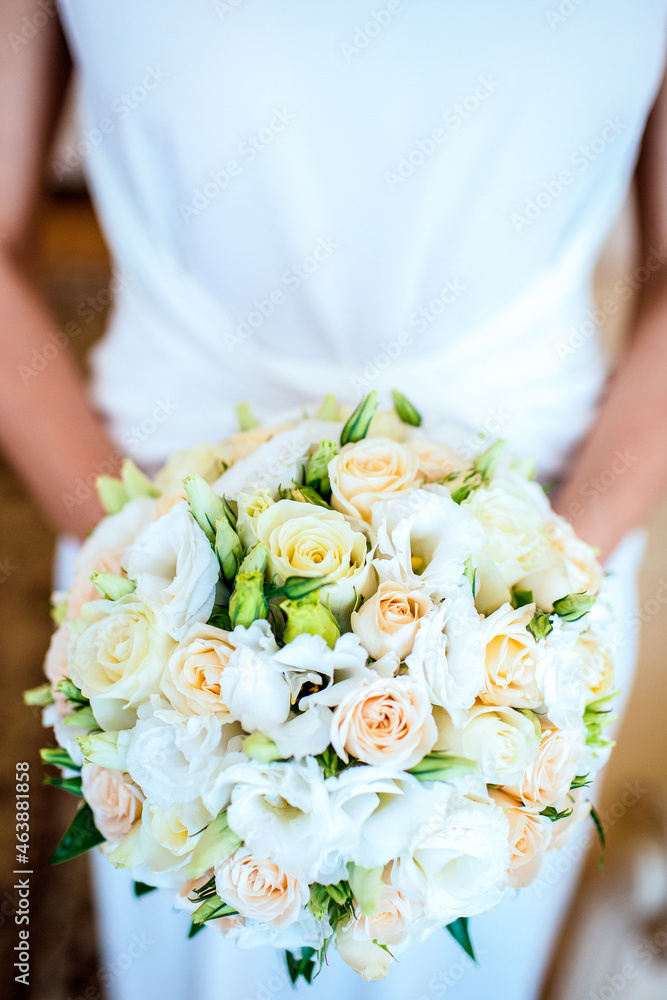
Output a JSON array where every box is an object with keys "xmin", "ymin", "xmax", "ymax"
[
  {"xmin": 517, "ymin": 515, "xmax": 603, "ymax": 612},
  {"xmin": 331, "ymin": 674, "xmax": 437, "ymax": 769},
  {"xmin": 153, "ymin": 443, "xmax": 230, "ymax": 492},
  {"xmin": 408, "ymin": 439, "xmax": 469, "ymax": 483},
  {"xmin": 236, "ymin": 488, "xmax": 275, "ymax": 549},
  {"xmin": 329, "ymin": 437, "xmax": 423, "ymax": 523},
  {"xmin": 68, "ymin": 596, "xmax": 176, "ymax": 730},
  {"xmin": 435, "ymin": 703, "xmax": 540, "ymax": 785},
  {"xmin": 576, "ymin": 631, "xmax": 615, "ymax": 702},
  {"xmin": 255, "ymin": 499, "xmax": 372, "ymax": 623},
  {"xmin": 519, "ymin": 727, "xmax": 585, "ymax": 809},
  {"xmin": 491, "ymin": 789, "xmax": 552, "ymax": 887},
  {"xmin": 336, "ymin": 920, "xmax": 393, "ymax": 980},
  {"xmin": 81, "ymin": 764, "xmax": 144, "ymax": 843},
  {"xmin": 351, "ymin": 580, "xmax": 433, "ymax": 660},
  {"xmin": 354, "ymin": 876, "xmax": 420, "ymax": 948},
  {"xmin": 479, "ymin": 603, "xmax": 545, "ymax": 708},
  {"xmin": 215, "ymin": 849, "xmax": 308, "ymax": 928},
  {"xmin": 160, "ymin": 623, "xmax": 235, "ymax": 719}
]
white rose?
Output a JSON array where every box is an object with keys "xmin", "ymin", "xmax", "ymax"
[
  {"xmin": 329, "ymin": 437, "xmax": 423, "ymax": 523},
  {"xmin": 215, "ymin": 849, "xmax": 308, "ymax": 929},
  {"xmin": 68, "ymin": 596, "xmax": 175, "ymax": 731},
  {"xmin": 160, "ymin": 622, "xmax": 235, "ymax": 719},
  {"xmin": 223, "ymin": 757, "xmax": 336, "ymax": 883},
  {"xmin": 373, "ymin": 486, "xmax": 484, "ymax": 599},
  {"xmin": 255, "ymin": 499, "xmax": 373, "ymax": 624},
  {"xmin": 479, "ymin": 602, "xmax": 545, "ymax": 709},
  {"xmin": 357, "ymin": 775, "xmax": 510, "ymax": 922},
  {"xmin": 331, "ymin": 674, "xmax": 437, "ymax": 769},
  {"xmin": 219, "ymin": 620, "xmax": 292, "ymax": 732},
  {"xmin": 519, "ymin": 727, "xmax": 585, "ymax": 809},
  {"xmin": 463, "ymin": 480, "xmax": 549, "ymax": 589},
  {"xmin": 550, "ymin": 787, "xmax": 591, "ymax": 850},
  {"xmin": 81, "ymin": 765, "xmax": 144, "ymax": 843},
  {"xmin": 536, "ymin": 618, "xmax": 587, "ymax": 732},
  {"xmin": 517, "ymin": 514, "xmax": 603, "ymax": 612},
  {"xmin": 435, "ymin": 703, "xmax": 540, "ymax": 785},
  {"xmin": 491, "ymin": 789, "xmax": 552, "ymax": 887},
  {"xmin": 351, "ymin": 580, "xmax": 433, "ymax": 661},
  {"xmin": 137, "ymin": 800, "xmax": 209, "ymax": 873},
  {"xmin": 405, "ymin": 587, "xmax": 485, "ymax": 726},
  {"xmin": 123, "ymin": 501, "xmax": 219, "ymax": 640},
  {"xmin": 126, "ymin": 700, "xmax": 242, "ymax": 818}
]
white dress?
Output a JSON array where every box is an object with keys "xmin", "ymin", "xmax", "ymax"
[{"xmin": 55, "ymin": 2, "xmax": 666, "ymax": 998}]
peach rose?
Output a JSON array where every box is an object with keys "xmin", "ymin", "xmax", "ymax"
[
  {"xmin": 160, "ymin": 623, "xmax": 234, "ymax": 719},
  {"xmin": 519, "ymin": 727, "xmax": 585, "ymax": 809},
  {"xmin": 408, "ymin": 439, "xmax": 469, "ymax": 484},
  {"xmin": 336, "ymin": 920, "xmax": 393, "ymax": 980},
  {"xmin": 491, "ymin": 789, "xmax": 552, "ymax": 887},
  {"xmin": 331, "ymin": 675, "xmax": 437, "ymax": 769},
  {"xmin": 81, "ymin": 764, "xmax": 144, "ymax": 842},
  {"xmin": 329, "ymin": 438, "xmax": 423, "ymax": 523},
  {"xmin": 215, "ymin": 849, "xmax": 307, "ymax": 928},
  {"xmin": 67, "ymin": 549, "xmax": 125, "ymax": 621},
  {"xmin": 152, "ymin": 489, "xmax": 188, "ymax": 520},
  {"xmin": 351, "ymin": 581, "xmax": 433, "ymax": 660},
  {"xmin": 354, "ymin": 877, "xmax": 419, "ymax": 947},
  {"xmin": 479, "ymin": 603, "xmax": 544, "ymax": 708}
]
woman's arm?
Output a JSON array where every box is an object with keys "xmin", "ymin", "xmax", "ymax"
[
  {"xmin": 0, "ymin": 1, "xmax": 122, "ymax": 539},
  {"xmin": 553, "ymin": 66, "xmax": 667, "ymax": 561}
]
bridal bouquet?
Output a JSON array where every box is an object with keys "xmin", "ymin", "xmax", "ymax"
[{"xmin": 28, "ymin": 391, "xmax": 616, "ymax": 982}]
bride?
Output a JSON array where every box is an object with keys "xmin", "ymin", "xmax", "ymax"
[{"xmin": 2, "ymin": 2, "xmax": 667, "ymax": 998}]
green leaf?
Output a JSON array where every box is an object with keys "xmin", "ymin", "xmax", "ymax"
[
  {"xmin": 50, "ymin": 802, "xmax": 105, "ymax": 864},
  {"xmin": 133, "ymin": 881, "xmax": 157, "ymax": 897},
  {"xmin": 190, "ymin": 894, "xmax": 238, "ymax": 927},
  {"xmin": 40, "ymin": 747, "xmax": 80, "ymax": 770},
  {"xmin": 446, "ymin": 917, "xmax": 476, "ymax": 963},
  {"xmin": 44, "ymin": 775, "xmax": 83, "ymax": 797},
  {"xmin": 409, "ymin": 754, "xmax": 477, "ymax": 781},
  {"xmin": 23, "ymin": 683, "xmax": 54, "ymax": 707},
  {"xmin": 268, "ymin": 575, "xmax": 329, "ymax": 600},
  {"xmin": 590, "ymin": 803, "xmax": 606, "ymax": 870},
  {"xmin": 188, "ymin": 921, "xmax": 207, "ymax": 938},
  {"xmin": 450, "ymin": 476, "xmax": 482, "ymax": 505},
  {"xmin": 316, "ymin": 747, "xmax": 348, "ymax": 778},
  {"xmin": 236, "ymin": 401, "xmax": 259, "ymax": 432},
  {"xmin": 527, "ymin": 609, "xmax": 553, "ymax": 641},
  {"xmin": 324, "ymin": 881, "xmax": 353, "ymax": 907},
  {"xmin": 340, "ymin": 391, "xmax": 378, "ymax": 446},
  {"xmin": 207, "ymin": 605, "xmax": 232, "ymax": 631},
  {"xmin": 285, "ymin": 947, "xmax": 318, "ymax": 986},
  {"xmin": 541, "ymin": 805, "xmax": 574, "ymax": 822},
  {"xmin": 221, "ymin": 495, "xmax": 237, "ymax": 530},
  {"xmin": 472, "ymin": 439, "xmax": 505, "ymax": 482},
  {"xmin": 552, "ymin": 592, "xmax": 596, "ymax": 621},
  {"xmin": 391, "ymin": 388, "xmax": 422, "ymax": 426},
  {"xmin": 583, "ymin": 691, "xmax": 619, "ymax": 748},
  {"xmin": 512, "ymin": 588, "xmax": 534, "ymax": 609},
  {"xmin": 214, "ymin": 517, "xmax": 244, "ymax": 581}
]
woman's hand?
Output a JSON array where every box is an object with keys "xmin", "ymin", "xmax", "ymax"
[{"xmin": 552, "ymin": 63, "xmax": 667, "ymax": 563}]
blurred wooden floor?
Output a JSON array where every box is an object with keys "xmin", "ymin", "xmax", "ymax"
[{"xmin": 0, "ymin": 194, "xmax": 666, "ymax": 1000}]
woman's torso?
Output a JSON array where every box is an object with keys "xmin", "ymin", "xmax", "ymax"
[{"xmin": 58, "ymin": 0, "xmax": 667, "ymax": 473}]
